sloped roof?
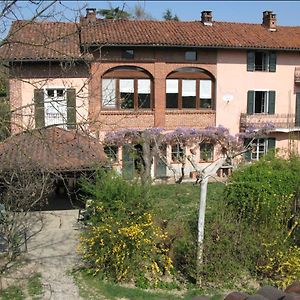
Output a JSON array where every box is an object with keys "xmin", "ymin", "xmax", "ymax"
[
  {"xmin": 80, "ymin": 19, "xmax": 300, "ymax": 50},
  {"xmin": 0, "ymin": 20, "xmax": 82, "ymax": 61},
  {"xmin": 1, "ymin": 17, "xmax": 300, "ymax": 62},
  {"xmin": 0, "ymin": 127, "xmax": 107, "ymax": 172}
]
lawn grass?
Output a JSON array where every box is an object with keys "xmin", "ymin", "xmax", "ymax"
[
  {"xmin": 74, "ymin": 270, "xmax": 224, "ymax": 300},
  {"xmin": 27, "ymin": 273, "xmax": 43, "ymax": 299},
  {"xmin": 0, "ymin": 272, "xmax": 43, "ymax": 300},
  {"xmin": 0, "ymin": 285, "xmax": 24, "ymax": 300}
]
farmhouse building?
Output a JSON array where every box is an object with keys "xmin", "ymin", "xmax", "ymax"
[{"xmin": 1, "ymin": 9, "xmax": 300, "ymax": 178}]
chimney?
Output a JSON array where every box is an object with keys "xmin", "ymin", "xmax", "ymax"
[
  {"xmin": 262, "ymin": 11, "xmax": 277, "ymax": 31},
  {"xmin": 86, "ymin": 8, "xmax": 97, "ymax": 23},
  {"xmin": 201, "ymin": 11, "xmax": 213, "ymax": 26}
]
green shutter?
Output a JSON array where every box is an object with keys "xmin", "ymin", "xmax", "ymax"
[
  {"xmin": 34, "ymin": 89, "xmax": 45, "ymax": 128},
  {"xmin": 268, "ymin": 91, "xmax": 276, "ymax": 114},
  {"xmin": 247, "ymin": 91, "xmax": 254, "ymax": 115},
  {"xmin": 247, "ymin": 51, "xmax": 255, "ymax": 72},
  {"xmin": 244, "ymin": 138, "xmax": 252, "ymax": 161},
  {"xmin": 67, "ymin": 88, "xmax": 76, "ymax": 129},
  {"xmin": 267, "ymin": 137, "xmax": 276, "ymax": 156},
  {"xmin": 296, "ymin": 93, "xmax": 300, "ymax": 127},
  {"xmin": 269, "ymin": 52, "xmax": 276, "ymax": 72}
]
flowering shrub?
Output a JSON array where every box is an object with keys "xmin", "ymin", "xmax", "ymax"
[
  {"xmin": 78, "ymin": 170, "xmax": 172, "ymax": 285},
  {"xmin": 258, "ymin": 241, "xmax": 300, "ymax": 289}
]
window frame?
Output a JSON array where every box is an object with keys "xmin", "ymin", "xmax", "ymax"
[
  {"xmin": 166, "ymin": 78, "xmax": 214, "ymax": 110},
  {"xmin": 102, "ymin": 69, "xmax": 153, "ymax": 110},
  {"xmin": 171, "ymin": 143, "xmax": 185, "ymax": 163},
  {"xmin": 251, "ymin": 138, "xmax": 267, "ymax": 160},
  {"xmin": 185, "ymin": 51, "xmax": 197, "ymax": 61},
  {"xmin": 122, "ymin": 49, "xmax": 134, "ymax": 59},
  {"xmin": 247, "ymin": 50, "xmax": 276, "ymax": 72},
  {"xmin": 199, "ymin": 142, "xmax": 214, "ymax": 162},
  {"xmin": 43, "ymin": 87, "xmax": 67, "ymax": 128},
  {"xmin": 104, "ymin": 145, "xmax": 119, "ymax": 163}
]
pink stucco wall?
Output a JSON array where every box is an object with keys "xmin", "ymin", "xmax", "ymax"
[{"xmin": 216, "ymin": 49, "xmax": 300, "ymax": 135}]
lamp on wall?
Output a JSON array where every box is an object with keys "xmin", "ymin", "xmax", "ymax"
[{"xmin": 223, "ymin": 94, "xmax": 234, "ymax": 103}]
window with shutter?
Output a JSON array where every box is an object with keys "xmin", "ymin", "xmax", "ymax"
[
  {"xmin": 247, "ymin": 50, "xmax": 276, "ymax": 72},
  {"xmin": 247, "ymin": 90, "xmax": 276, "ymax": 115},
  {"xmin": 246, "ymin": 137, "xmax": 276, "ymax": 161}
]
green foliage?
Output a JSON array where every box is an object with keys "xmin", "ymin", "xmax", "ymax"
[
  {"xmin": 0, "ymin": 285, "xmax": 24, "ymax": 300},
  {"xmin": 0, "ymin": 97, "xmax": 10, "ymax": 141},
  {"xmin": 258, "ymin": 240, "xmax": 300, "ymax": 289},
  {"xmin": 163, "ymin": 9, "xmax": 179, "ymax": 21},
  {"xmin": 225, "ymin": 155, "xmax": 300, "ymax": 286},
  {"xmin": 79, "ymin": 170, "xmax": 172, "ymax": 285},
  {"xmin": 27, "ymin": 273, "xmax": 43, "ymax": 298},
  {"xmin": 225, "ymin": 155, "xmax": 300, "ymax": 229},
  {"xmin": 98, "ymin": 7, "xmax": 131, "ymax": 20}
]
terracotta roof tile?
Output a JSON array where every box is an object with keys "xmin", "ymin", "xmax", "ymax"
[
  {"xmin": 1, "ymin": 18, "xmax": 300, "ymax": 61},
  {"xmin": 0, "ymin": 20, "xmax": 82, "ymax": 60},
  {"xmin": 80, "ymin": 19, "xmax": 300, "ymax": 50},
  {"xmin": 0, "ymin": 127, "xmax": 107, "ymax": 172}
]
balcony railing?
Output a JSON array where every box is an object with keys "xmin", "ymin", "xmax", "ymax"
[
  {"xmin": 240, "ymin": 113, "xmax": 300, "ymax": 131},
  {"xmin": 295, "ymin": 67, "xmax": 300, "ymax": 83}
]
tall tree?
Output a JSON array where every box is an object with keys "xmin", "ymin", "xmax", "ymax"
[
  {"xmin": 98, "ymin": 6, "xmax": 131, "ymax": 20},
  {"xmin": 163, "ymin": 9, "xmax": 179, "ymax": 21}
]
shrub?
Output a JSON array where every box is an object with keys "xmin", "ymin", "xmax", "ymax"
[
  {"xmin": 225, "ymin": 155, "xmax": 300, "ymax": 230},
  {"xmin": 78, "ymin": 170, "xmax": 173, "ymax": 285},
  {"xmin": 258, "ymin": 240, "xmax": 300, "ymax": 289}
]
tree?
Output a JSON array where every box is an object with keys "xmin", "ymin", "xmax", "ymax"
[
  {"xmin": 131, "ymin": 3, "xmax": 153, "ymax": 20},
  {"xmin": 163, "ymin": 9, "xmax": 179, "ymax": 21},
  {"xmin": 104, "ymin": 124, "xmax": 275, "ymax": 285},
  {"xmin": 98, "ymin": 5, "xmax": 131, "ymax": 20}
]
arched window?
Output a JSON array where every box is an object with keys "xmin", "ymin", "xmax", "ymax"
[
  {"xmin": 102, "ymin": 66, "xmax": 153, "ymax": 110},
  {"xmin": 166, "ymin": 67, "xmax": 215, "ymax": 110}
]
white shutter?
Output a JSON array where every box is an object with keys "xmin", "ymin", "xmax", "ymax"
[
  {"xmin": 138, "ymin": 79, "xmax": 150, "ymax": 94},
  {"xmin": 102, "ymin": 79, "xmax": 116, "ymax": 107},
  {"xmin": 120, "ymin": 79, "xmax": 134, "ymax": 93},
  {"xmin": 200, "ymin": 80, "xmax": 212, "ymax": 98},
  {"xmin": 182, "ymin": 80, "xmax": 196, "ymax": 96},
  {"xmin": 166, "ymin": 79, "xmax": 178, "ymax": 93}
]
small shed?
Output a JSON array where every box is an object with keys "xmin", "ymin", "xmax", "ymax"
[{"xmin": 0, "ymin": 126, "xmax": 107, "ymax": 209}]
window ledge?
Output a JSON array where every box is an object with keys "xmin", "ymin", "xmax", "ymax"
[
  {"xmin": 101, "ymin": 110, "xmax": 154, "ymax": 115},
  {"xmin": 166, "ymin": 109, "xmax": 215, "ymax": 114}
]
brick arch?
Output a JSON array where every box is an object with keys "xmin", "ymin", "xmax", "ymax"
[
  {"xmin": 102, "ymin": 65, "xmax": 154, "ymax": 79},
  {"xmin": 166, "ymin": 67, "xmax": 215, "ymax": 80}
]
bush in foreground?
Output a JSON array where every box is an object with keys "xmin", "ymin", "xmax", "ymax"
[{"xmin": 78, "ymin": 170, "xmax": 173, "ymax": 285}]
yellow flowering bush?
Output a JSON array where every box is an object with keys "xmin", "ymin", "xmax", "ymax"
[
  {"xmin": 79, "ymin": 170, "xmax": 173, "ymax": 285},
  {"xmin": 258, "ymin": 240, "xmax": 300, "ymax": 289}
]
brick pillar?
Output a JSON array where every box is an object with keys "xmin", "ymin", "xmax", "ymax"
[
  {"xmin": 9, "ymin": 79, "xmax": 22, "ymax": 134},
  {"xmin": 154, "ymin": 62, "xmax": 166, "ymax": 127},
  {"xmin": 89, "ymin": 62, "xmax": 103, "ymax": 130}
]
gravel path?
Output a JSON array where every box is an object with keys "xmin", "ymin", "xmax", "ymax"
[{"xmin": 27, "ymin": 210, "xmax": 83, "ymax": 300}]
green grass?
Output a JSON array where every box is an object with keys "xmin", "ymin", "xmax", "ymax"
[
  {"xmin": 74, "ymin": 270, "xmax": 223, "ymax": 300},
  {"xmin": 0, "ymin": 272, "xmax": 43, "ymax": 300},
  {"xmin": 0, "ymin": 286, "xmax": 24, "ymax": 300},
  {"xmin": 150, "ymin": 182, "xmax": 225, "ymax": 222},
  {"xmin": 27, "ymin": 273, "xmax": 43, "ymax": 299}
]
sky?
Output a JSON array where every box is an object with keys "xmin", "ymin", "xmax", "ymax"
[{"xmin": 4, "ymin": 1, "xmax": 300, "ymax": 26}]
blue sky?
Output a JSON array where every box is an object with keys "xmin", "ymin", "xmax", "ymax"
[{"xmin": 7, "ymin": 1, "xmax": 300, "ymax": 26}]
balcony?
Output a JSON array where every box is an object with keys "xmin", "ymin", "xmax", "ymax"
[
  {"xmin": 240, "ymin": 113, "xmax": 300, "ymax": 132},
  {"xmin": 295, "ymin": 67, "xmax": 300, "ymax": 83}
]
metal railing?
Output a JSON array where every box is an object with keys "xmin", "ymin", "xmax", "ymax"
[{"xmin": 240, "ymin": 113, "xmax": 300, "ymax": 130}]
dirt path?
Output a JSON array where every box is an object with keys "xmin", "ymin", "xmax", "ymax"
[{"xmin": 27, "ymin": 210, "xmax": 83, "ymax": 300}]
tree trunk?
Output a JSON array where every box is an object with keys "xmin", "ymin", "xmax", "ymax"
[
  {"xmin": 196, "ymin": 176, "xmax": 208, "ymax": 286},
  {"xmin": 141, "ymin": 139, "xmax": 152, "ymax": 184}
]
